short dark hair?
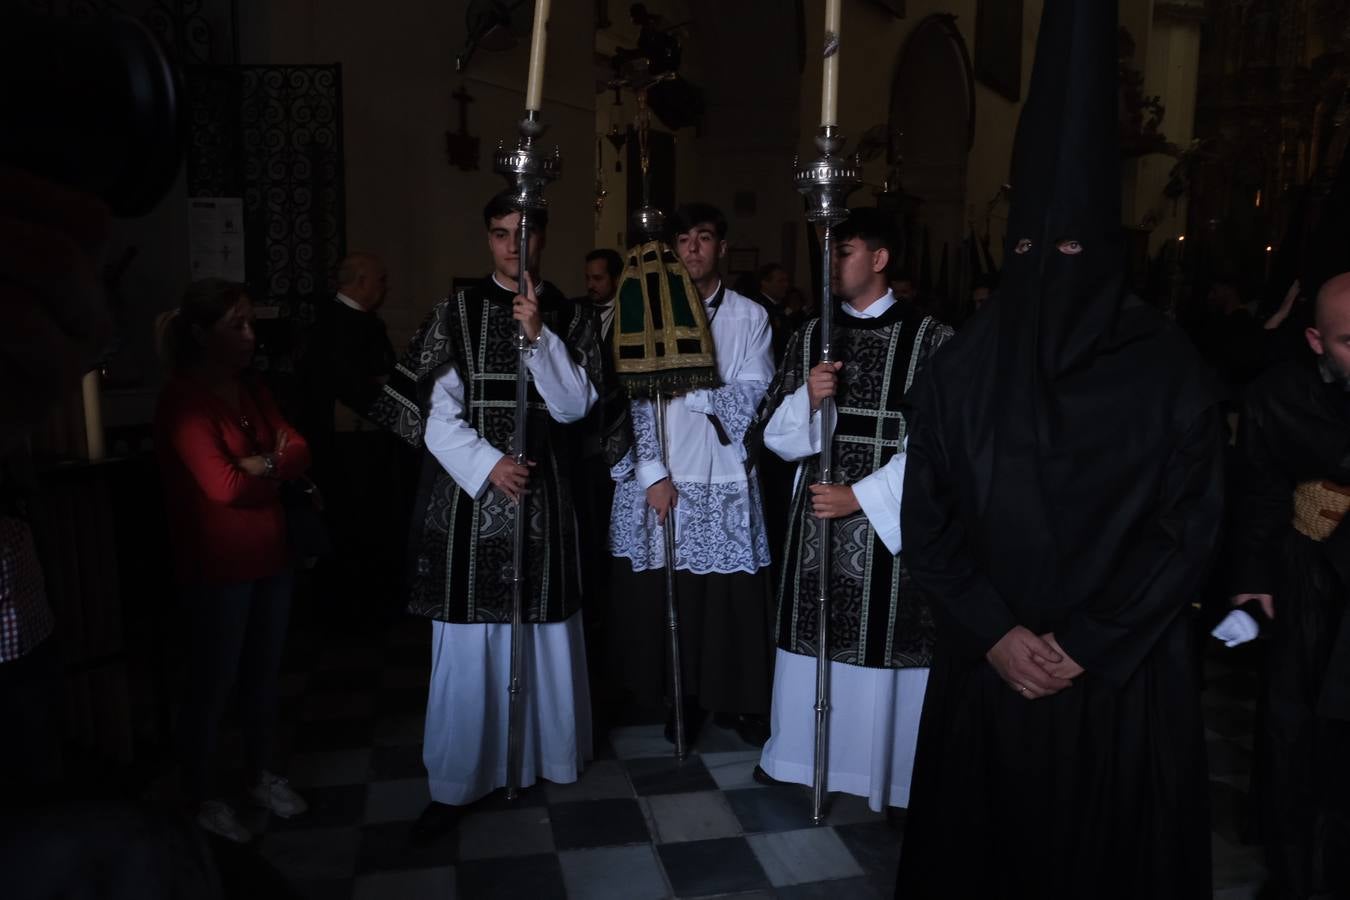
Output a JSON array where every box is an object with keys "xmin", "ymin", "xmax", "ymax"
[
  {"xmin": 157, "ymin": 278, "xmax": 250, "ymax": 371},
  {"xmin": 671, "ymin": 202, "xmax": 728, "ymax": 241},
  {"xmin": 835, "ymin": 208, "xmax": 899, "ymax": 276},
  {"xmin": 586, "ymin": 248, "xmax": 624, "ymax": 279},
  {"xmin": 756, "ymin": 262, "xmax": 785, "ymax": 283},
  {"xmin": 482, "ymin": 191, "xmax": 549, "ymax": 232},
  {"xmin": 835, "ymin": 208, "xmax": 899, "ymax": 254}
]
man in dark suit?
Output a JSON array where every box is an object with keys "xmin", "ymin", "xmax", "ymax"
[
  {"xmin": 754, "ymin": 262, "xmax": 794, "ymax": 365},
  {"xmin": 300, "ymin": 252, "xmax": 408, "ymax": 625},
  {"xmin": 575, "ymin": 247, "xmax": 627, "ymax": 732}
]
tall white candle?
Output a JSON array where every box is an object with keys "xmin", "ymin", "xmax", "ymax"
[
  {"xmin": 81, "ymin": 369, "xmax": 105, "ymax": 461},
  {"xmin": 820, "ymin": 0, "xmax": 842, "ymax": 126},
  {"xmin": 524, "ymin": 0, "xmax": 551, "ymax": 112}
]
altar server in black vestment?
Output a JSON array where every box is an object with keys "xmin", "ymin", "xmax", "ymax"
[
  {"xmin": 364, "ymin": 192, "xmax": 602, "ymax": 834},
  {"xmin": 754, "ymin": 208, "xmax": 951, "ymax": 811},
  {"xmin": 896, "ymin": 2, "xmax": 1225, "ymax": 897},
  {"xmin": 1228, "ymin": 271, "xmax": 1350, "ymax": 898}
]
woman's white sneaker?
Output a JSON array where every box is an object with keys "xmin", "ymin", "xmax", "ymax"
[
  {"xmin": 197, "ymin": 800, "xmax": 253, "ymax": 843},
  {"xmin": 249, "ymin": 771, "xmax": 308, "ymax": 818}
]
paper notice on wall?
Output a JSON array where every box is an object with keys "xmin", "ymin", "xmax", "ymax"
[{"xmin": 188, "ymin": 197, "xmax": 246, "ymax": 282}]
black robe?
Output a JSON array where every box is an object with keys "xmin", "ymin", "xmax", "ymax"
[
  {"xmin": 364, "ymin": 276, "xmax": 603, "ymax": 625},
  {"xmin": 895, "ymin": 302, "xmax": 1224, "ymax": 899},
  {"xmin": 898, "ymin": 3, "xmax": 1222, "ymax": 892},
  {"xmin": 1229, "ymin": 358, "xmax": 1350, "ymax": 896}
]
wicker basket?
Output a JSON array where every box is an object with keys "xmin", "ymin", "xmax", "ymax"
[{"xmin": 1292, "ymin": 480, "xmax": 1350, "ymax": 542}]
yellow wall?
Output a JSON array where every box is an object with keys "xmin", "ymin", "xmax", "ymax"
[
  {"xmin": 104, "ymin": 0, "xmax": 1200, "ymax": 428},
  {"xmin": 794, "ymin": 0, "xmax": 1045, "ymax": 278},
  {"xmin": 239, "ymin": 0, "xmax": 597, "ymax": 348},
  {"xmin": 790, "ymin": 0, "xmax": 1192, "ymax": 272},
  {"xmin": 1125, "ymin": 5, "xmax": 1203, "ymax": 255}
]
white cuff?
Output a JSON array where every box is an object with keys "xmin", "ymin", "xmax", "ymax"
[
  {"xmin": 682, "ymin": 388, "xmax": 714, "ymax": 415},
  {"xmin": 636, "ymin": 459, "xmax": 670, "ymax": 490},
  {"xmin": 463, "ymin": 450, "xmax": 502, "ymax": 500},
  {"xmin": 853, "ymin": 469, "xmax": 901, "ymax": 555}
]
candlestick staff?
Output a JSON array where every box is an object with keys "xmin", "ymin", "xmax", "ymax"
[
  {"xmin": 795, "ymin": 0, "xmax": 860, "ymax": 826},
  {"xmin": 609, "ymin": 60, "xmax": 718, "ymax": 762},
  {"xmin": 494, "ymin": 0, "xmax": 561, "ymax": 802}
]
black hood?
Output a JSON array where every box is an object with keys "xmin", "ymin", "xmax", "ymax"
[{"xmin": 1000, "ymin": 0, "xmax": 1124, "ymax": 377}]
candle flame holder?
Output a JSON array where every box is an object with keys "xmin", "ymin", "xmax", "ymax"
[
  {"xmin": 494, "ymin": 110, "xmax": 562, "ymax": 218},
  {"xmin": 795, "ymin": 125, "xmax": 861, "ymax": 225}
]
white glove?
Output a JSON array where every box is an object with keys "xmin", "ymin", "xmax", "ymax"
[{"xmin": 1210, "ymin": 609, "xmax": 1260, "ymax": 648}]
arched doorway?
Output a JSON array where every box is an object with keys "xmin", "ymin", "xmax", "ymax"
[{"xmin": 889, "ymin": 15, "xmax": 975, "ymax": 317}]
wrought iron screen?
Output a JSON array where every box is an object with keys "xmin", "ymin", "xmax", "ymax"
[{"xmin": 185, "ymin": 65, "xmax": 347, "ymax": 385}]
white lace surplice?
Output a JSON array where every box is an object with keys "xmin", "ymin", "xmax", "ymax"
[{"xmin": 609, "ymin": 286, "xmax": 774, "ymax": 574}]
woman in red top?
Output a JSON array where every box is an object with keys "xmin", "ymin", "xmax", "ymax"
[{"xmin": 154, "ymin": 278, "xmax": 311, "ymax": 843}]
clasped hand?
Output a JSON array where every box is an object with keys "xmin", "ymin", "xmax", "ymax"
[
  {"xmin": 490, "ymin": 454, "xmax": 535, "ymax": 503},
  {"xmin": 809, "ymin": 483, "xmax": 859, "ymax": 519},
  {"xmin": 807, "ymin": 361, "xmax": 843, "ymax": 411},
  {"xmin": 646, "ymin": 477, "xmax": 678, "ymax": 526},
  {"xmin": 987, "ymin": 627, "xmax": 1083, "ymax": 700},
  {"xmin": 237, "ymin": 429, "xmax": 290, "ymax": 478}
]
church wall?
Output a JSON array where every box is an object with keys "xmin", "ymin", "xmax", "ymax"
[
  {"xmin": 92, "ymin": 0, "xmax": 1194, "ymax": 433},
  {"xmin": 238, "ymin": 0, "xmax": 598, "ymax": 349},
  {"xmin": 794, "ymin": 0, "xmax": 1180, "ymax": 277},
  {"xmin": 793, "ymin": 0, "xmax": 1046, "ymax": 278},
  {"xmin": 595, "ymin": 0, "xmax": 805, "ymax": 295},
  {"xmin": 1123, "ymin": 3, "xmax": 1204, "ymax": 257}
]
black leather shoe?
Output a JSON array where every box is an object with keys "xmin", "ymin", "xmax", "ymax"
[
  {"xmin": 752, "ymin": 764, "xmax": 787, "ymax": 787},
  {"xmin": 410, "ymin": 801, "xmax": 461, "ymax": 846},
  {"xmin": 732, "ymin": 714, "xmax": 770, "ymax": 747}
]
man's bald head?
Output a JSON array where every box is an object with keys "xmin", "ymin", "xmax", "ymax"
[
  {"xmin": 1308, "ymin": 272, "xmax": 1350, "ymax": 385},
  {"xmin": 337, "ymin": 252, "xmax": 389, "ymax": 311}
]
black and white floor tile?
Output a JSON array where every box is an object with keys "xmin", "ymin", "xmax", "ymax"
[{"xmin": 209, "ymin": 618, "xmax": 1267, "ymax": 899}]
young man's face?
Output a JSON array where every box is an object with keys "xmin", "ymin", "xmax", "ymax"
[
  {"xmin": 585, "ymin": 259, "xmax": 617, "ymax": 303},
  {"xmin": 487, "ymin": 212, "xmax": 545, "ymax": 285},
  {"xmin": 675, "ymin": 223, "xmax": 725, "ymax": 286},
  {"xmin": 832, "ymin": 237, "xmax": 888, "ymax": 301}
]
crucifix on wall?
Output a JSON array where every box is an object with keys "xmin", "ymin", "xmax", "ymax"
[{"xmin": 445, "ymin": 84, "xmax": 481, "ymax": 171}]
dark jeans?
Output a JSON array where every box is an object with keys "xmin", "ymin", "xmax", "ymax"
[
  {"xmin": 178, "ymin": 571, "xmax": 294, "ymax": 803},
  {"xmin": 0, "ymin": 635, "xmax": 63, "ymax": 804}
]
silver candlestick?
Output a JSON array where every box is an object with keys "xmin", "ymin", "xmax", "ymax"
[
  {"xmin": 493, "ymin": 110, "xmax": 561, "ymax": 802},
  {"xmin": 793, "ymin": 124, "xmax": 860, "ymax": 826}
]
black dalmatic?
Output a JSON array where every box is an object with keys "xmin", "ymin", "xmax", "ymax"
[
  {"xmin": 762, "ymin": 304, "xmax": 949, "ymax": 669},
  {"xmin": 366, "ymin": 276, "xmax": 606, "ymax": 625}
]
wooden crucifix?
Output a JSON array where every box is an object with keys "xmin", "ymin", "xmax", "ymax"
[{"xmin": 445, "ymin": 84, "xmax": 481, "ymax": 171}]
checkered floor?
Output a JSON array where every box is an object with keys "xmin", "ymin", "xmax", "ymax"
[{"xmin": 213, "ymin": 617, "xmax": 1268, "ymax": 899}]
